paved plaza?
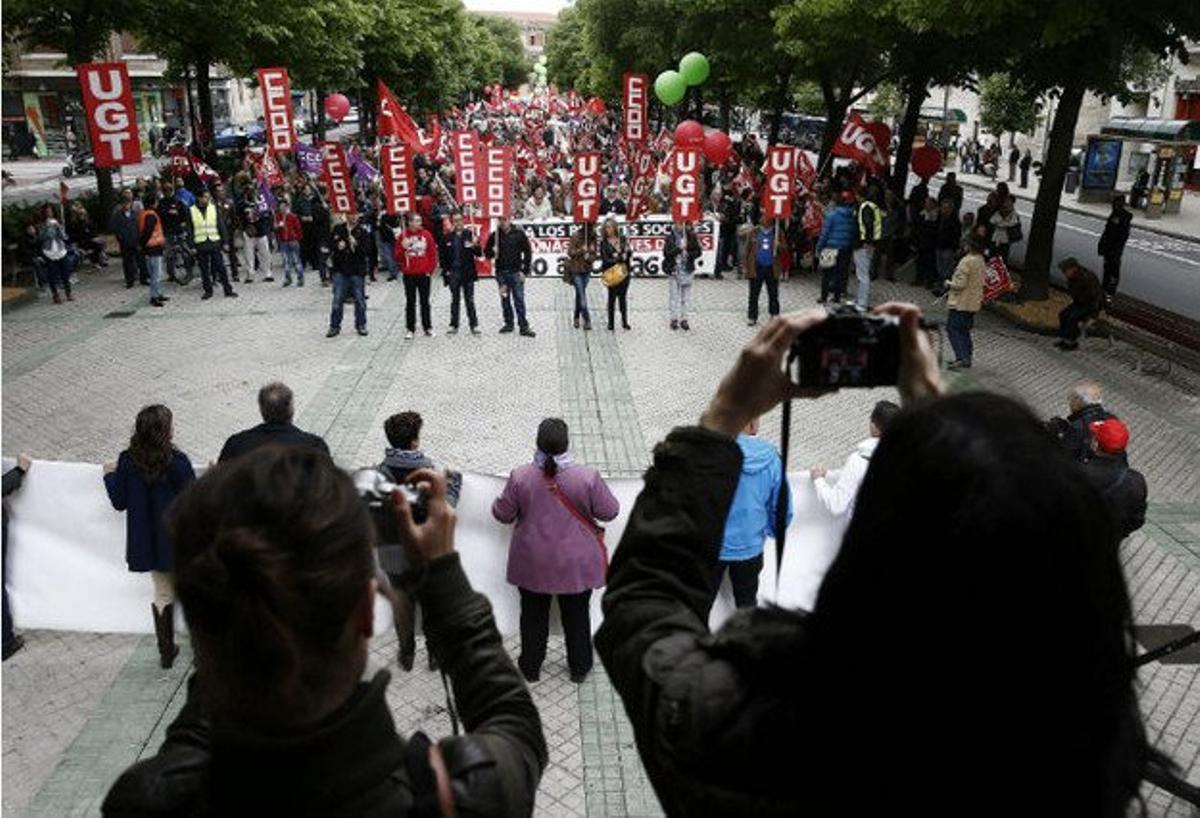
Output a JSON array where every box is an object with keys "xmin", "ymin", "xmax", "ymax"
[{"xmin": 3, "ymin": 264, "xmax": 1200, "ymax": 816}]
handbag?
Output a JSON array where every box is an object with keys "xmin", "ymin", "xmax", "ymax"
[
  {"xmin": 818, "ymin": 248, "xmax": 839, "ymax": 268},
  {"xmin": 1006, "ymin": 222, "xmax": 1023, "ymax": 243},
  {"xmin": 544, "ymin": 477, "xmax": 608, "ymax": 576},
  {"xmin": 601, "ymin": 262, "xmax": 628, "ymax": 289}
]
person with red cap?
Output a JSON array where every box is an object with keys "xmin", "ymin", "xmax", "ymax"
[{"xmin": 1081, "ymin": 418, "xmax": 1146, "ymax": 541}]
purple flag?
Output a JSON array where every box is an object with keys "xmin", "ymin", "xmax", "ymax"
[
  {"xmin": 257, "ymin": 176, "xmax": 277, "ymax": 214},
  {"xmin": 351, "ymin": 154, "xmax": 378, "ymax": 183},
  {"xmin": 296, "ymin": 142, "xmax": 322, "ymax": 176}
]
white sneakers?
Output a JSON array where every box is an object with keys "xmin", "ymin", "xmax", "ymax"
[{"xmin": 404, "ymin": 331, "xmax": 414, "ymax": 340}]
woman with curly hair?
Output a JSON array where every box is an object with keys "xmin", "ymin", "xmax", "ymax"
[{"xmin": 104, "ymin": 405, "xmax": 196, "ymax": 667}]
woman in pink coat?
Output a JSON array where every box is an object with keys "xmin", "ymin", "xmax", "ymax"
[{"xmin": 493, "ymin": 418, "xmax": 619, "ymax": 683}]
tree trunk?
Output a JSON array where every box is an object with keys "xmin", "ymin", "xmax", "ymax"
[
  {"xmin": 817, "ymin": 77, "xmax": 851, "ymax": 174},
  {"xmin": 1020, "ymin": 78, "xmax": 1086, "ymax": 301},
  {"xmin": 890, "ymin": 74, "xmax": 928, "ymax": 197},
  {"xmin": 95, "ymin": 168, "xmax": 115, "ymax": 220},
  {"xmin": 718, "ymin": 89, "xmax": 731, "ymax": 132},
  {"xmin": 769, "ymin": 70, "xmax": 792, "ymax": 144},
  {"xmin": 183, "ymin": 66, "xmax": 197, "ymax": 148},
  {"xmin": 194, "ymin": 58, "xmax": 216, "ymax": 159},
  {"xmin": 315, "ymin": 88, "xmax": 327, "ymax": 142}
]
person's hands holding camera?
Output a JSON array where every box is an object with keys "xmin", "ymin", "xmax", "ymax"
[
  {"xmin": 809, "ymin": 465, "xmax": 827, "ymax": 479},
  {"xmin": 874, "ymin": 302, "xmax": 944, "ymax": 406},
  {"xmin": 17, "ymin": 453, "xmax": 32, "ymax": 472},
  {"xmin": 701, "ymin": 310, "xmax": 832, "ymax": 438},
  {"xmin": 393, "ymin": 468, "xmax": 456, "ymax": 563}
]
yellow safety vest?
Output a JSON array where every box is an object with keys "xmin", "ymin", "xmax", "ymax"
[
  {"xmin": 857, "ymin": 201, "xmax": 882, "ymax": 242},
  {"xmin": 190, "ymin": 204, "xmax": 221, "ymax": 244}
]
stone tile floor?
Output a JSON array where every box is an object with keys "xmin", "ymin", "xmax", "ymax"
[{"xmin": 3, "ymin": 263, "xmax": 1199, "ymax": 815}]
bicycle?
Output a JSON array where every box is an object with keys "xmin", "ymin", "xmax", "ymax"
[{"xmin": 166, "ymin": 233, "xmax": 196, "ymax": 285}]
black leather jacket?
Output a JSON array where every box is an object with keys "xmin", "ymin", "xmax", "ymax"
[{"xmin": 102, "ymin": 554, "xmax": 547, "ymax": 817}]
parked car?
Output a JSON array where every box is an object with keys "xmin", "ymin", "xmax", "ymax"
[{"xmin": 213, "ymin": 123, "xmax": 266, "ymax": 151}]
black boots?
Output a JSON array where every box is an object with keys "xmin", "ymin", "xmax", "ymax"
[{"xmin": 152, "ymin": 603, "xmax": 179, "ymax": 669}]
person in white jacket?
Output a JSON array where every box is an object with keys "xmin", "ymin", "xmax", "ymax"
[{"xmin": 810, "ymin": 401, "xmax": 900, "ymax": 517}]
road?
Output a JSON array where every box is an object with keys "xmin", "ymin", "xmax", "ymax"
[{"xmin": 957, "ymin": 185, "xmax": 1200, "ymax": 323}]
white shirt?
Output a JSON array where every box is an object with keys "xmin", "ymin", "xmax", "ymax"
[{"xmin": 813, "ymin": 437, "xmax": 879, "ymax": 517}]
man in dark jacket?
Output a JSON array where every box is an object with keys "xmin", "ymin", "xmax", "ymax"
[
  {"xmin": 1097, "ymin": 194, "xmax": 1132, "ymax": 301},
  {"xmin": 101, "ymin": 463, "xmax": 547, "ymax": 817},
  {"xmin": 3, "ymin": 454, "xmax": 31, "ymax": 661},
  {"xmin": 441, "ymin": 213, "xmax": 482, "ymax": 335},
  {"xmin": 217, "ymin": 382, "xmax": 330, "ymax": 463},
  {"xmin": 327, "ymin": 213, "xmax": 371, "ymax": 337},
  {"xmin": 1055, "ymin": 257, "xmax": 1104, "ymax": 351},
  {"xmin": 377, "ymin": 411, "xmax": 463, "ymax": 671},
  {"xmin": 937, "ymin": 172, "xmax": 963, "ymax": 214},
  {"xmin": 110, "ymin": 189, "xmax": 148, "ymax": 288},
  {"xmin": 485, "ymin": 216, "xmax": 536, "ymax": 337},
  {"xmin": 1081, "ymin": 419, "xmax": 1146, "ymax": 542},
  {"xmin": 1047, "ymin": 382, "xmax": 1119, "ymax": 463}
]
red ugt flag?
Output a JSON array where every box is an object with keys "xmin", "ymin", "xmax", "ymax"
[
  {"xmin": 572, "ymin": 152, "xmax": 602, "ymax": 223},
  {"xmin": 670, "ymin": 148, "xmax": 702, "ymax": 223},
  {"xmin": 831, "ymin": 113, "xmax": 891, "ymax": 176},
  {"xmin": 75, "ymin": 63, "xmax": 141, "ymax": 168}
]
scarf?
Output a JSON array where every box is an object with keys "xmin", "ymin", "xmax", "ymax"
[{"xmin": 533, "ymin": 451, "xmax": 574, "ymax": 471}]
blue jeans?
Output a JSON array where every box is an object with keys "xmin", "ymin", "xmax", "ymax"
[
  {"xmin": 571, "ymin": 274, "xmax": 591, "ymax": 322},
  {"xmin": 449, "ymin": 275, "xmax": 478, "ymax": 329},
  {"xmin": 330, "ymin": 273, "xmax": 366, "ymax": 331},
  {"xmin": 43, "ymin": 255, "xmax": 70, "ymax": 295},
  {"xmin": 146, "ymin": 254, "xmax": 164, "ymax": 300},
  {"xmin": 377, "ymin": 234, "xmax": 398, "ymax": 278},
  {"xmin": 1058, "ymin": 302, "xmax": 1093, "ymax": 342},
  {"xmin": 280, "ymin": 240, "xmax": 302, "ymax": 284},
  {"xmin": 497, "ymin": 269, "xmax": 528, "ymax": 330},
  {"xmin": 947, "ymin": 309, "xmax": 975, "ymax": 364},
  {"xmin": 853, "ymin": 246, "xmax": 874, "ymax": 308}
]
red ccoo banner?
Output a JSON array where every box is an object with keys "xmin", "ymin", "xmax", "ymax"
[
  {"xmin": 764, "ymin": 145, "xmax": 796, "ymax": 221},
  {"xmin": 572, "ymin": 152, "xmax": 601, "ymax": 223},
  {"xmin": 256, "ymin": 67, "xmax": 296, "ymax": 153},
  {"xmin": 670, "ymin": 147, "xmax": 702, "ymax": 223},
  {"xmin": 75, "ymin": 62, "xmax": 141, "ymax": 168},
  {"xmin": 622, "ymin": 73, "xmax": 648, "ymax": 145},
  {"xmin": 320, "ymin": 141, "xmax": 356, "ymax": 214},
  {"xmin": 451, "ymin": 130, "xmax": 482, "ymax": 206},
  {"xmin": 483, "ymin": 145, "xmax": 513, "ymax": 219},
  {"xmin": 380, "ymin": 142, "xmax": 416, "ymax": 215}
]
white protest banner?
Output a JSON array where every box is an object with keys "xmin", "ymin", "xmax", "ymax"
[{"xmin": 518, "ymin": 215, "xmax": 717, "ymax": 278}]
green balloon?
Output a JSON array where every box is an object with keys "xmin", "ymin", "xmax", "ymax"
[
  {"xmin": 655, "ymin": 70, "xmax": 686, "ymax": 106},
  {"xmin": 679, "ymin": 52, "xmax": 710, "ymax": 86}
]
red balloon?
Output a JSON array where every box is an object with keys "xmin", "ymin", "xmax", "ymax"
[
  {"xmin": 324, "ymin": 93, "xmax": 351, "ymax": 123},
  {"xmin": 586, "ymin": 97, "xmax": 606, "ymax": 115},
  {"xmin": 703, "ymin": 129, "xmax": 732, "ymax": 165},
  {"xmin": 674, "ymin": 120, "xmax": 705, "ymax": 149},
  {"xmin": 910, "ymin": 143, "xmax": 943, "ymax": 180}
]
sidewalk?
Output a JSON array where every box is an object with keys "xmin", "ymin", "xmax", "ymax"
[{"xmin": 936, "ymin": 166, "xmax": 1200, "ymax": 244}]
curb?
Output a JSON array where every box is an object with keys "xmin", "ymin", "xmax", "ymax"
[
  {"xmin": 1, "ymin": 287, "xmax": 38, "ymax": 311},
  {"xmin": 935, "ymin": 172, "xmax": 1199, "ymax": 245}
]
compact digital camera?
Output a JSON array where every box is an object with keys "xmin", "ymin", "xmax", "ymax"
[
  {"xmin": 351, "ymin": 468, "xmax": 429, "ymax": 545},
  {"xmin": 791, "ymin": 304, "xmax": 901, "ymax": 388}
]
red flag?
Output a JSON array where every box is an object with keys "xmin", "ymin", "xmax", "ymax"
[
  {"xmin": 670, "ymin": 148, "xmax": 702, "ymax": 223},
  {"xmin": 982, "ymin": 255, "xmax": 1016, "ymax": 303},
  {"xmin": 831, "ymin": 113, "xmax": 891, "ymax": 175},
  {"xmin": 75, "ymin": 63, "xmax": 141, "ymax": 168},
  {"xmin": 168, "ymin": 146, "xmax": 193, "ymax": 178},
  {"xmin": 795, "ymin": 148, "xmax": 817, "ymax": 192},
  {"xmin": 763, "ymin": 145, "xmax": 796, "ymax": 221},
  {"xmin": 320, "ymin": 141, "xmax": 356, "ymax": 214},
  {"xmin": 256, "ymin": 67, "xmax": 296, "ymax": 153},
  {"xmin": 572, "ymin": 152, "xmax": 601, "ymax": 223},
  {"xmin": 451, "ymin": 130, "xmax": 482, "ymax": 205},
  {"xmin": 377, "ymin": 80, "xmax": 436, "ymax": 156},
  {"xmin": 380, "ymin": 142, "xmax": 416, "ymax": 215},
  {"xmin": 257, "ymin": 151, "xmax": 285, "ymax": 187},
  {"xmin": 626, "ymin": 145, "xmax": 657, "ymax": 222},
  {"xmin": 59, "ymin": 180, "xmax": 69, "ymax": 207}
]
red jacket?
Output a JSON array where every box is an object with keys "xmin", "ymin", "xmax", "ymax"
[
  {"xmin": 274, "ymin": 212, "xmax": 302, "ymax": 243},
  {"xmin": 396, "ymin": 228, "xmax": 437, "ymax": 276}
]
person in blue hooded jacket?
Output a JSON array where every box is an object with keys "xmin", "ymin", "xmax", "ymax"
[
  {"xmin": 816, "ymin": 191, "xmax": 857, "ymax": 304},
  {"xmin": 711, "ymin": 418, "xmax": 793, "ymax": 610}
]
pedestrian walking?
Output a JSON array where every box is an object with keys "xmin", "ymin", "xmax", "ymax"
[
  {"xmin": 565, "ymin": 225, "xmax": 598, "ymax": 330},
  {"xmin": 1019, "ymin": 149, "xmax": 1033, "ymax": 189},
  {"xmin": 945, "ymin": 233, "xmax": 986, "ymax": 370},
  {"xmin": 1008, "ymin": 146, "xmax": 1020, "ymax": 182},
  {"xmin": 36, "ymin": 204, "xmax": 73, "ymax": 303},
  {"xmin": 111, "ymin": 189, "xmax": 149, "ymax": 288},
  {"xmin": 103, "ymin": 405, "xmax": 196, "ymax": 669},
  {"xmin": 485, "ymin": 216, "xmax": 536, "ymax": 337},
  {"xmin": 397, "ymin": 213, "xmax": 437, "ymax": 339},
  {"xmin": 440, "ymin": 213, "xmax": 481, "ymax": 335},
  {"xmin": 816, "ymin": 192, "xmax": 856, "ymax": 303},
  {"xmin": 664, "ymin": 220, "xmax": 701, "ymax": 331},
  {"xmin": 599, "ymin": 218, "xmax": 632, "ymax": 331},
  {"xmin": 326, "ymin": 214, "xmax": 370, "ymax": 337},
  {"xmin": 1097, "ymin": 194, "xmax": 1132, "ymax": 301},
  {"xmin": 492, "ymin": 418, "xmax": 619, "ymax": 684},
  {"xmin": 188, "ymin": 189, "xmax": 237, "ymax": 300}
]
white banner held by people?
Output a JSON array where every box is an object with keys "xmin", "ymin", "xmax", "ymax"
[{"xmin": 520, "ymin": 216, "xmax": 717, "ymax": 277}]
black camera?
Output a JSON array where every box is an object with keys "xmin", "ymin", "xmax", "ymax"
[
  {"xmin": 791, "ymin": 305, "xmax": 900, "ymax": 388},
  {"xmin": 352, "ymin": 468, "xmax": 428, "ymax": 546}
]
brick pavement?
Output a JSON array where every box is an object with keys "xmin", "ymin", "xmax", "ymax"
[{"xmin": 2, "ymin": 264, "xmax": 1199, "ymax": 815}]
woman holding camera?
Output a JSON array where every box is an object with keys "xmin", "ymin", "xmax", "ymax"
[
  {"xmin": 103, "ymin": 405, "xmax": 195, "ymax": 668},
  {"xmin": 599, "ymin": 218, "xmax": 632, "ymax": 331},
  {"xmin": 104, "ymin": 447, "xmax": 547, "ymax": 816},
  {"xmin": 493, "ymin": 418, "xmax": 620, "ymax": 683}
]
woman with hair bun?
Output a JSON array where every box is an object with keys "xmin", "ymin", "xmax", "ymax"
[
  {"xmin": 493, "ymin": 418, "xmax": 620, "ymax": 684},
  {"xmin": 103, "ymin": 404, "xmax": 195, "ymax": 668},
  {"xmin": 103, "ymin": 446, "xmax": 546, "ymax": 816}
]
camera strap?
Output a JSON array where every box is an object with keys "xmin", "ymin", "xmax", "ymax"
[{"xmin": 774, "ymin": 398, "xmax": 792, "ymax": 587}]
